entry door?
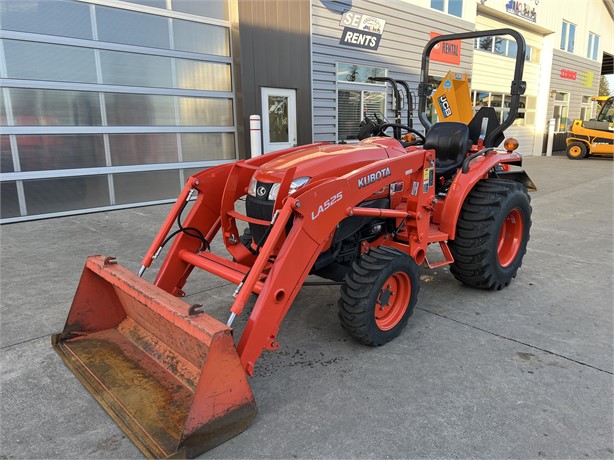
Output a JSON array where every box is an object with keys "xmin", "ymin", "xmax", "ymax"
[{"xmin": 261, "ymin": 88, "xmax": 297, "ymax": 153}]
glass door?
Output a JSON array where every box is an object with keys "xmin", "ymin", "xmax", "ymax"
[{"xmin": 261, "ymin": 88, "xmax": 296, "ymax": 153}]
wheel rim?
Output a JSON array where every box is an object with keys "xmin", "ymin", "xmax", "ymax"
[
  {"xmin": 497, "ymin": 208, "xmax": 524, "ymax": 267},
  {"xmin": 569, "ymin": 145, "xmax": 582, "ymax": 157},
  {"xmin": 375, "ymin": 272, "xmax": 411, "ymax": 331}
]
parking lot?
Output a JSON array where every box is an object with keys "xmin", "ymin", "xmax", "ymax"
[{"xmin": 1, "ymin": 155, "xmax": 613, "ymax": 459}]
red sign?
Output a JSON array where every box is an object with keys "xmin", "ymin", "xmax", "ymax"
[
  {"xmin": 430, "ymin": 32, "xmax": 461, "ymax": 65},
  {"xmin": 560, "ymin": 68, "xmax": 577, "ymax": 80}
]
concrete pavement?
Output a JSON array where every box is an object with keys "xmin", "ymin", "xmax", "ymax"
[{"xmin": 1, "ymin": 155, "xmax": 613, "ymax": 459}]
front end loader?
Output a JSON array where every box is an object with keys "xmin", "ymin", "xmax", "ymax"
[{"xmin": 53, "ymin": 29, "xmax": 535, "ymax": 458}]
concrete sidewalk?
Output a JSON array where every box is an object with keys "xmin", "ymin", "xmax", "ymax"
[{"xmin": 1, "ymin": 156, "xmax": 613, "ymax": 459}]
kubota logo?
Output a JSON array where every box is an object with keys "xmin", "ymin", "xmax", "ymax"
[{"xmin": 357, "ymin": 167, "xmax": 391, "ymax": 188}]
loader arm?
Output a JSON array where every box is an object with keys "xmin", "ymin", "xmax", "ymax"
[
  {"xmin": 235, "ymin": 148, "xmax": 435, "ymax": 374},
  {"xmin": 148, "ymin": 144, "xmax": 328, "ymax": 295}
]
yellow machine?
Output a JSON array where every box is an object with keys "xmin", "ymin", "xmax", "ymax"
[
  {"xmin": 432, "ymin": 71, "xmax": 473, "ymax": 124},
  {"xmin": 566, "ymin": 96, "xmax": 614, "ymax": 159}
]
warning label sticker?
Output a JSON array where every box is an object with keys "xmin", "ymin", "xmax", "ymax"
[{"xmin": 423, "ymin": 168, "xmax": 433, "ymax": 192}]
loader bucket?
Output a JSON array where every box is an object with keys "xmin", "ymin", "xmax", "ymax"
[{"xmin": 52, "ymin": 255, "xmax": 257, "ymax": 459}]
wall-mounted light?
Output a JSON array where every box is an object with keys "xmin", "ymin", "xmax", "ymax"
[{"xmin": 550, "ymin": 90, "xmax": 557, "ymax": 99}]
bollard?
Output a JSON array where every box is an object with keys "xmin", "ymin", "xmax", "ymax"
[
  {"xmin": 546, "ymin": 118, "xmax": 555, "ymax": 157},
  {"xmin": 250, "ymin": 115, "xmax": 262, "ymax": 157}
]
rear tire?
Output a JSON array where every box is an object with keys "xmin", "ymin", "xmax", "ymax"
[
  {"xmin": 566, "ymin": 142, "xmax": 588, "ymax": 160},
  {"xmin": 338, "ymin": 247, "xmax": 419, "ymax": 346},
  {"xmin": 449, "ymin": 179, "xmax": 531, "ymax": 290}
]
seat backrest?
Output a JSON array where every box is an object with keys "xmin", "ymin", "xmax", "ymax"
[
  {"xmin": 424, "ymin": 122, "xmax": 470, "ymax": 178},
  {"xmin": 467, "ymin": 106, "xmax": 504, "ymax": 147}
]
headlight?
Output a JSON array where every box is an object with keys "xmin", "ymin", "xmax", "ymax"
[
  {"xmin": 269, "ymin": 176, "xmax": 311, "ymax": 200},
  {"xmin": 247, "ymin": 176, "xmax": 258, "ymax": 197}
]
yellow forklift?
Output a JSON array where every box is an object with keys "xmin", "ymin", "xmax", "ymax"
[{"xmin": 566, "ymin": 96, "xmax": 614, "ymax": 159}]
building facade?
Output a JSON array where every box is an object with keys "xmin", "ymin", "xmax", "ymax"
[
  {"xmin": 1, "ymin": 0, "xmax": 239, "ymax": 222},
  {"xmin": 1, "ymin": 0, "xmax": 612, "ymax": 222},
  {"xmin": 308, "ymin": 0, "xmax": 613, "ymax": 155}
]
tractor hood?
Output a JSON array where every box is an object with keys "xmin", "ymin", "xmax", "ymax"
[{"xmin": 253, "ymin": 137, "xmax": 407, "ymax": 184}]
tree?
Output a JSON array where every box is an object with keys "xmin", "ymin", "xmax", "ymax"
[{"xmin": 599, "ymin": 76, "xmax": 612, "ymax": 96}]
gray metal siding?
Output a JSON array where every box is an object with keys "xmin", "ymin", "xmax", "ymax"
[
  {"xmin": 548, "ymin": 49, "xmax": 601, "ymax": 124},
  {"xmin": 238, "ymin": 0, "xmax": 312, "ymax": 156},
  {"xmin": 311, "ymin": 0, "xmax": 475, "ymax": 142}
]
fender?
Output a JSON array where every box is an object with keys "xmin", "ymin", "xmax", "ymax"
[
  {"xmin": 566, "ymin": 134, "xmax": 591, "ymax": 148},
  {"xmin": 437, "ymin": 151, "xmax": 524, "ymax": 240}
]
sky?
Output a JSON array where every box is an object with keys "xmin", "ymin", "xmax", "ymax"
[{"xmin": 606, "ymin": 74, "xmax": 614, "ymax": 95}]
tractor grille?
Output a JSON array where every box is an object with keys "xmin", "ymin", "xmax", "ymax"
[{"xmin": 245, "ymin": 183, "xmax": 275, "ymax": 244}]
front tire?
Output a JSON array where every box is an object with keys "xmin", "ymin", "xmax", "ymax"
[
  {"xmin": 566, "ymin": 142, "xmax": 588, "ymax": 160},
  {"xmin": 449, "ymin": 179, "xmax": 532, "ymax": 290},
  {"xmin": 338, "ymin": 247, "xmax": 419, "ymax": 346}
]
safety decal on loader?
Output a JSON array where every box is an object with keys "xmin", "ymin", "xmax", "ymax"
[
  {"xmin": 411, "ymin": 181, "xmax": 420, "ymax": 196},
  {"xmin": 423, "ymin": 168, "xmax": 434, "ymax": 193}
]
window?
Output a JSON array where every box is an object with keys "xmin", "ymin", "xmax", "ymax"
[
  {"xmin": 580, "ymin": 95, "xmax": 593, "ymax": 121},
  {"xmin": 431, "ymin": 0, "xmax": 445, "ymax": 12},
  {"xmin": 599, "ymin": 98, "xmax": 614, "ymax": 122},
  {"xmin": 552, "ymin": 92, "xmax": 570, "ymax": 132},
  {"xmin": 337, "ymin": 64, "xmax": 386, "ymax": 84},
  {"xmin": 337, "ymin": 63, "xmax": 387, "ymax": 141},
  {"xmin": 338, "ymin": 90, "xmax": 385, "ymax": 141},
  {"xmin": 524, "ymin": 46, "xmax": 540, "ymax": 63},
  {"xmin": 493, "ymin": 37, "xmax": 505, "ymax": 55},
  {"xmin": 560, "ymin": 21, "xmax": 576, "ymax": 52},
  {"xmin": 4, "ymin": 40, "xmax": 97, "ymax": 84},
  {"xmin": 474, "ymin": 36, "xmax": 530, "ymax": 61},
  {"xmin": 122, "ymin": 0, "xmax": 230, "ymax": 20},
  {"xmin": 472, "ymin": 91, "xmax": 536, "ymax": 126},
  {"xmin": 96, "ymin": 5, "xmax": 170, "ymax": 50},
  {"xmin": 587, "ymin": 33, "xmax": 600, "ymax": 60},
  {"xmin": 0, "ymin": 0, "xmax": 92, "ymax": 40},
  {"xmin": 506, "ymin": 40, "xmax": 517, "ymax": 59},
  {"xmin": 430, "ymin": 0, "xmax": 463, "ymax": 17}
]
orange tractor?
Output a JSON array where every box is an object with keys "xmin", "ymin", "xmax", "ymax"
[{"xmin": 53, "ymin": 29, "xmax": 535, "ymax": 458}]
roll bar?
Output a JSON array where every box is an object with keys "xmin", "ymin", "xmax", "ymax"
[
  {"xmin": 369, "ymin": 76, "xmax": 403, "ymax": 138},
  {"xmin": 417, "ymin": 28, "xmax": 526, "ymax": 147},
  {"xmin": 368, "ymin": 77, "xmax": 416, "ymax": 134},
  {"xmin": 394, "ymin": 79, "xmax": 414, "ymax": 128}
]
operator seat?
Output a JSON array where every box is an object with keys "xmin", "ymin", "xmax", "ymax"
[
  {"xmin": 467, "ymin": 107, "xmax": 504, "ymax": 147},
  {"xmin": 424, "ymin": 122, "xmax": 471, "ymax": 180}
]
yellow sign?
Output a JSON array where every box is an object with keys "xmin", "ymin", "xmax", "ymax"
[{"xmin": 582, "ymin": 71, "xmax": 594, "ymax": 88}]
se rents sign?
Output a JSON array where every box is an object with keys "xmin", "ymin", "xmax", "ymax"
[{"xmin": 339, "ymin": 10, "xmax": 386, "ymax": 51}]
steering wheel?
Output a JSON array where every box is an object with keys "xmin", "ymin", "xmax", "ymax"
[{"xmin": 376, "ymin": 122, "xmax": 426, "ymax": 146}]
